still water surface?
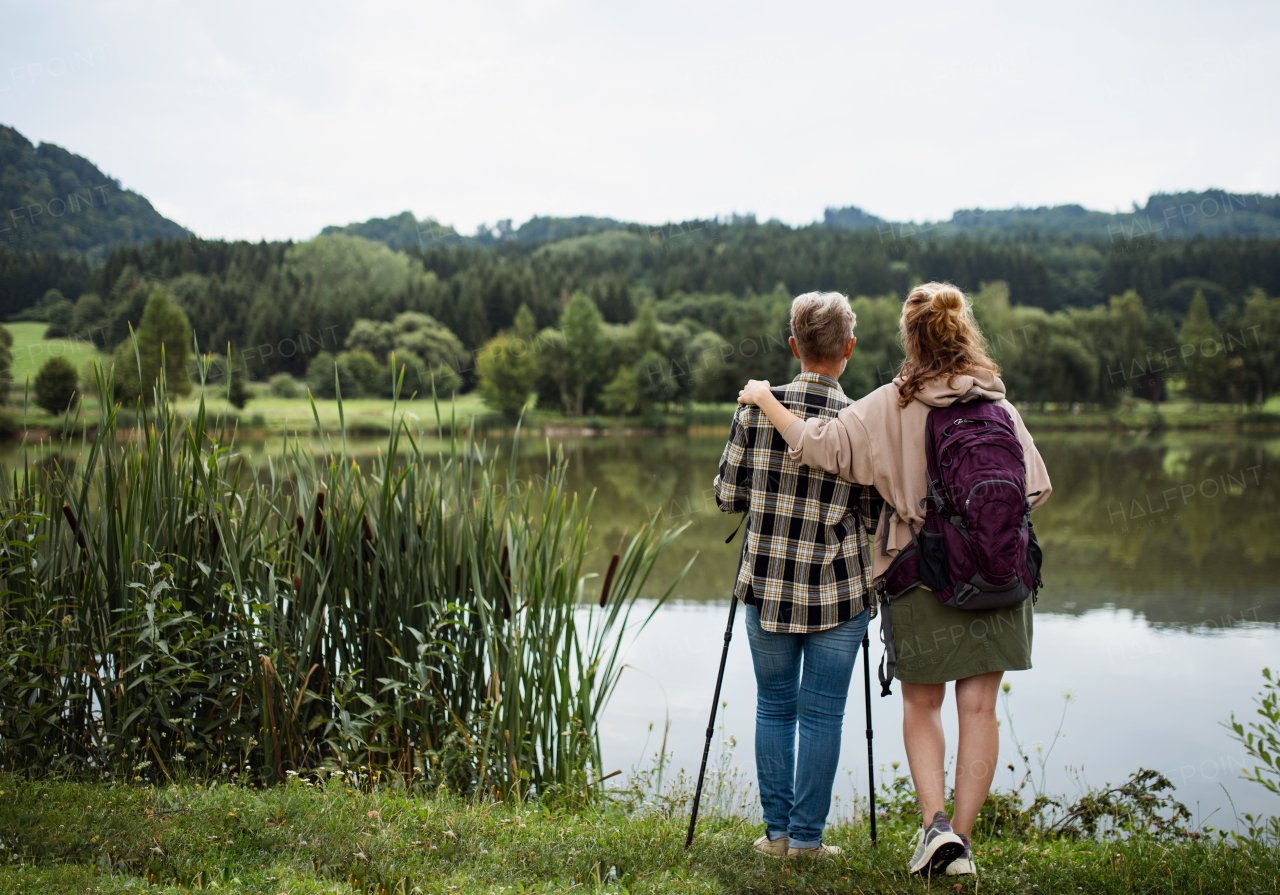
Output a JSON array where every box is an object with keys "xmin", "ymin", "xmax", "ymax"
[
  {"xmin": 526, "ymin": 432, "xmax": 1280, "ymax": 827},
  {"xmin": 8, "ymin": 429, "xmax": 1277, "ymax": 824}
]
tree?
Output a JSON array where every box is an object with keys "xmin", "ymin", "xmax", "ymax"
[
  {"xmin": 71, "ymin": 293, "xmax": 108, "ymax": 345},
  {"xmin": 633, "ymin": 299, "xmax": 666, "ymax": 355},
  {"xmin": 34, "ymin": 356, "xmax": 79, "ymax": 415},
  {"xmin": 343, "ymin": 311, "xmax": 468, "ymax": 396},
  {"xmin": 477, "ymin": 333, "xmax": 536, "ymax": 419},
  {"xmin": 1000, "ymin": 312, "xmax": 1099, "ymax": 405},
  {"xmin": 635, "ymin": 350, "xmax": 676, "ymax": 407},
  {"xmin": 111, "ymin": 286, "xmax": 193, "ymax": 404},
  {"xmin": 475, "ymin": 306, "xmax": 539, "ymax": 416},
  {"xmin": 0, "ymin": 324, "xmax": 11, "ymax": 405},
  {"xmin": 1106, "ymin": 290, "xmax": 1151, "ymax": 401},
  {"xmin": 561, "ymin": 292, "xmax": 609, "ymax": 416},
  {"xmin": 841, "ymin": 294, "xmax": 903, "ymax": 399},
  {"xmin": 389, "ymin": 313, "xmax": 467, "ymax": 375},
  {"xmin": 1239, "ymin": 289, "xmax": 1280, "ymax": 406},
  {"xmin": 39, "ymin": 289, "xmax": 76, "ymax": 338},
  {"xmin": 531, "ymin": 327, "xmax": 571, "ymax": 412},
  {"xmin": 1180, "ymin": 291, "xmax": 1227, "ymax": 403},
  {"xmin": 600, "ymin": 366, "xmax": 639, "ymax": 423}
]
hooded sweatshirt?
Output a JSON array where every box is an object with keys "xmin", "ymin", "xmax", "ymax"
[{"xmin": 780, "ymin": 370, "xmax": 1052, "ymax": 584}]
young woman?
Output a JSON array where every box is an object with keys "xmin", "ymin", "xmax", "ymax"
[{"xmin": 737, "ymin": 282, "xmax": 1052, "ymax": 878}]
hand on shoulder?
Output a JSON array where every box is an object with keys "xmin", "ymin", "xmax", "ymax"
[{"xmin": 738, "ymin": 380, "xmax": 772, "ymax": 405}]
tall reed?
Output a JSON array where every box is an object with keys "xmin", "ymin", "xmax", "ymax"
[{"xmin": 0, "ymin": 357, "xmax": 692, "ymax": 797}]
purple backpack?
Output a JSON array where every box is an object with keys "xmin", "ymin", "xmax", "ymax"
[{"xmin": 875, "ymin": 396, "xmax": 1043, "ymax": 694}]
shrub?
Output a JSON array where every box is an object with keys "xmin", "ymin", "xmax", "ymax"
[
  {"xmin": 338, "ymin": 350, "xmax": 383, "ymax": 397},
  {"xmin": 390, "ymin": 353, "xmax": 459, "ymax": 399},
  {"xmin": 305, "ymin": 351, "xmax": 364, "ymax": 398},
  {"xmin": 268, "ymin": 373, "xmax": 300, "ymax": 398},
  {"xmin": 197, "ymin": 355, "xmax": 250, "ymax": 409},
  {"xmin": 33, "ymin": 356, "xmax": 79, "ymax": 416}
]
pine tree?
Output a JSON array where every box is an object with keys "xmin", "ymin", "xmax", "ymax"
[
  {"xmin": 561, "ymin": 293, "xmax": 608, "ymax": 416},
  {"xmin": 112, "ymin": 286, "xmax": 193, "ymax": 403},
  {"xmin": 1179, "ymin": 291, "xmax": 1227, "ymax": 403}
]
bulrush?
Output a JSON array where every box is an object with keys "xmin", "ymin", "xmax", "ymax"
[{"xmin": 0, "ymin": 360, "xmax": 693, "ymax": 795}]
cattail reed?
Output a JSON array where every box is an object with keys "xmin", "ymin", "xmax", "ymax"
[
  {"xmin": 600, "ymin": 554, "xmax": 620, "ymax": 607},
  {"xmin": 0, "ymin": 357, "xmax": 693, "ymax": 795}
]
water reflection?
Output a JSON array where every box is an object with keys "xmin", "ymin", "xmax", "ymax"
[
  {"xmin": 5, "ymin": 429, "xmax": 1277, "ymax": 627},
  {"xmin": 508, "ymin": 432, "xmax": 1280, "ymax": 628}
]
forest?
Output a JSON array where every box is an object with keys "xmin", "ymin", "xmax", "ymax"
[
  {"xmin": 0, "ymin": 217, "xmax": 1279, "ymax": 418},
  {"xmin": 2, "ymin": 119, "xmax": 1280, "ymax": 414}
]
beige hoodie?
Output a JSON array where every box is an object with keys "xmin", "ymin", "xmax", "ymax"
[{"xmin": 780, "ymin": 371, "xmax": 1052, "ymax": 583}]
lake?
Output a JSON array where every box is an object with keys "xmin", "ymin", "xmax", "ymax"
[
  {"xmin": 514, "ymin": 431, "xmax": 1280, "ymax": 828},
  {"xmin": 5, "ymin": 427, "xmax": 1277, "ymax": 826}
]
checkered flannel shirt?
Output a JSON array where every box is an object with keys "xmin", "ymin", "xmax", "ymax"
[{"xmin": 713, "ymin": 372, "xmax": 882, "ymax": 634}]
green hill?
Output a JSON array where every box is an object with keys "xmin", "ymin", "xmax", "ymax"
[
  {"xmin": 825, "ymin": 190, "xmax": 1280, "ymax": 241},
  {"xmin": 319, "ymin": 211, "xmax": 465, "ymax": 251},
  {"xmin": 321, "ymin": 212, "xmax": 629, "ymax": 249},
  {"xmin": 0, "ymin": 124, "xmax": 189, "ymax": 258}
]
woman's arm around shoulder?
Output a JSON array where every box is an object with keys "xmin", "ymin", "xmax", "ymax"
[{"xmin": 737, "ymin": 379, "xmax": 876, "ymax": 484}]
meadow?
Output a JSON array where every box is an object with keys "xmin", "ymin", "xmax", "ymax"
[
  {"xmin": 1, "ymin": 771, "xmax": 1277, "ymax": 894},
  {"xmin": 5, "ymin": 321, "xmax": 104, "ymax": 387}
]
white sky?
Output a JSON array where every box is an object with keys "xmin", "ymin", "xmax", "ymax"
[{"xmin": 2, "ymin": 0, "xmax": 1277, "ymax": 242}]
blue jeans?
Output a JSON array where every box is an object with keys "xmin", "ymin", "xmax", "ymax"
[{"xmin": 744, "ymin": 603, "xmax": 870, "ymax": 848}]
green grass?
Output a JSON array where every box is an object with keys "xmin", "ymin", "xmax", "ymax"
[
  {"xmin": 4, "ymin": 322, "xmax": 104, "ymax": 386},
  {"xmin": 0, "ymin": 776, "xmax": 1276, "ymax": 894},
  {"xmin": 186, "ymin": 389, "xmax": 493, "ymax": 435}
]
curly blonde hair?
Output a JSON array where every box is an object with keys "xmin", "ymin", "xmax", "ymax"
[{"xmin": 896, "ymin": 282, "xmax": 999, "ymax": 407}]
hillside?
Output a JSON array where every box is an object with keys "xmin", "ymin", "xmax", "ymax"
[
  {"xmin": 319, "ymin": 211, "xmax": 627, "ymax": 249},
  {"xmin": 821, "ymin": 190, "xmax": 1280, "ymax": 240},
  {"xmin": 0, "ymin": 125, "xmax": 189, "ymax": 258}
]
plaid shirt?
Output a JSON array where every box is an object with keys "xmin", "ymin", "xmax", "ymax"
[{"xmin": 713, "ymin": 373, "xmax": 882, "ymax": 634}]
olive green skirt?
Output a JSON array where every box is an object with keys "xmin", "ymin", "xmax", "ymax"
[{"xmin": 888, "ymin": 586, "xmax": 1034, "ymax": 684}]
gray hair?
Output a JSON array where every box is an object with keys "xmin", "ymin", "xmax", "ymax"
[{"xmin": 789, "ymin": 291, "xmax": 856, "ymax": 362}]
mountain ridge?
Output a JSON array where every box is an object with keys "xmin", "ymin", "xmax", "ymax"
[
  {"xmin": 4, "ymin": 124, "xmax": 1279, "ymax": 257},
  {"xmin": 0, "ymin": 124, "xmax": 190, "ymax": 258}
]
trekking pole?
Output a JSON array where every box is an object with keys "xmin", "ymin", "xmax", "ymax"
[
  {"xmin": 684, "ymin": 595, "xmax": 739, "ymax": 849},
  {"xmin": 863, "ymin": 629, "xmax": 877, "ymax": 846}
]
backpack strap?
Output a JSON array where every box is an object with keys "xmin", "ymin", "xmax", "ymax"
[
  {"xmin": 872, "ymin": 521, "xmax": 925, "ymax": 697},
  {"xmin": 724, "ymin": 513, "xmax": 748, "ymax": 545},
  {"xmin": 876, "ymin": 584, "xmax": 897, "ymax": 697}
]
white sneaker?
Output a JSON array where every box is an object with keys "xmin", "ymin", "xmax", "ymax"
[
  {"xmin": 946, "ymin": 833, "xmax": 976, "ymax": 876},
  {"xmin": 908, "ymin": 812, "xmax": 965, "ymax": 876},
  {"xmin": 787, "ymin": 843, "xmax": 842, "ymax": 859},
  {"xmin": 753, "ymin": 834, "xmax": 789, "ymax": 858}
]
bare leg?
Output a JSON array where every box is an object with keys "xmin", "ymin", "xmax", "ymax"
[
  {"xmin": 951, "ymin": 671, "xmax": 1003, "ymax": 837},
  {"xmin": 901, "ymin": 681, "xmax": 947, "ymax": 822}
]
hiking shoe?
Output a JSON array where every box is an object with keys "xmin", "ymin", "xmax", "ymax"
[
  {"xmin": 907, "ymin": 811, "xmax": 965, "ymax": 876},
  {"xmin": 753, "ymin": 835, "xmax": 789, "ymax": 858},
  {"xmin": 945, "ymin": 833, "xmax": 976, "ymax": 877},
  {"xmin": 787, "ymin": 843, "xmax": 842, "ymax": 859}
]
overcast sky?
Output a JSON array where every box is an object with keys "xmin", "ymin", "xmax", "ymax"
[{"xmin": 3, "ymin": 0, "xmax": 1277, "ymax": 242}]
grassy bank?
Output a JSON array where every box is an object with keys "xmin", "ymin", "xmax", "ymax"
[
  {"xmin": 9, "ymin": 392, "xmax": 1280, "ymax": 443},
  {"xmin": 1, "ymin": 775, "xmax": 1277, "ymax": 894},
  {"xmin": 5, "ymin": 322, "xmax": 105, "ymax": 386}
]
